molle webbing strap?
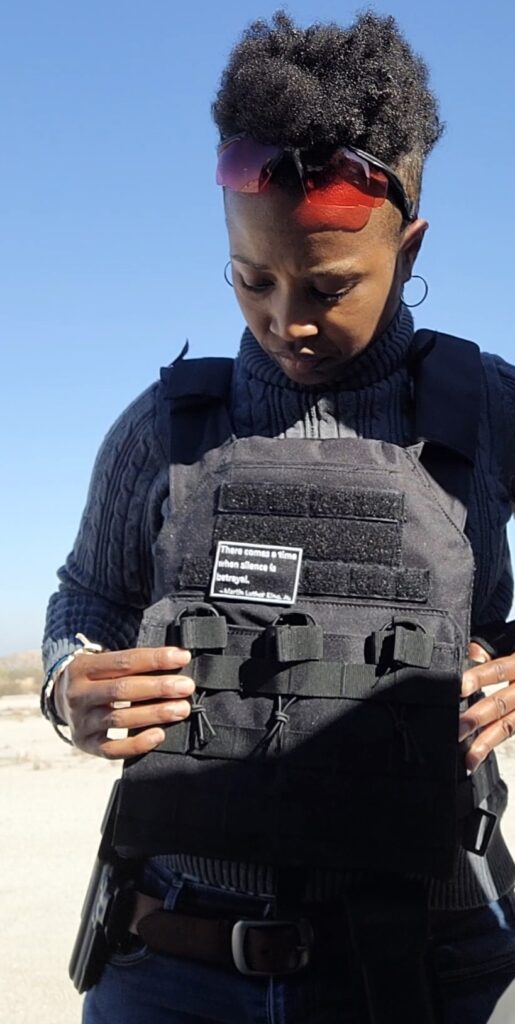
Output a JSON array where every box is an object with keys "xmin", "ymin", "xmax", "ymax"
[
  {"xmin": 186, "ymin": 655, "xmax": 459, "ymax": 704},
  {"xmin": 179, "ymin": 616, "xmax": 228, "ymax": 650},
  {"xmin": 411, "ymin": 329, "xmax": 481, "ymax": 509},
  {"xmin": 391, "ymin": 625, "xmax": 434, "ymax": 668},
  {"xmin": 270, "ymin": 623, "xmax": 324, "ymax": 661}
]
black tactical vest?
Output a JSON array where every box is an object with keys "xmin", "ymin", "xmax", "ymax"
[{"xmin": 113, "ymin": 331, "xmax": 499, "ymax": 883}]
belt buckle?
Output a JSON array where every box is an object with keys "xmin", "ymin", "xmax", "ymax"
[{"xmin": 231, "ymin": 918, "xmax": 314, "ymax": 976}]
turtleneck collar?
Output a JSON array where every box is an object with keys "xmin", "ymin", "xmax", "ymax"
[{"xmin": 236, "ymin": 303, "xmax": 414, "ymax": 392}]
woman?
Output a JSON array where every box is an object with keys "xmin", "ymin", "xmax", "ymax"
[{"xmin": 42, "ymin": 11, "xmax": 515, "ymax": 1024}]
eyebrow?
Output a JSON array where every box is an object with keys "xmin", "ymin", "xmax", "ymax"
[
  {"xmin": 230, "ymin": 254, "xmax": 358, "ymax": 276},
  {"xmin": 230, "ymin": 255, "xmax": 270, "ymax": 270}
]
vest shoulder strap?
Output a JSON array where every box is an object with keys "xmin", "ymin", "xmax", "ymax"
[
  {"xmin": 161, "ymin": 355, "xmax": 235, "ymax": 405},
  {"xmin": 156, "ymin": 348, "xmax": 234, "ymax": 463},
  {"xmin": 411, "ymin": 329, "xmax": 482, "ymax": 511},
  {"xmin": 411, "ymin": 329, "xmax": 482, "ymax": 462}
]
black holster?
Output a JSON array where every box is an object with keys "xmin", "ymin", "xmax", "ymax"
[{"xmin": 69, "ymin": 781, "xmax": 139, "ymax": 994}]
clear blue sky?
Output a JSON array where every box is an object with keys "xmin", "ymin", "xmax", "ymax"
[{"xmin": 1, "ymin": 0, "xmax": 514, "ymax": 655}]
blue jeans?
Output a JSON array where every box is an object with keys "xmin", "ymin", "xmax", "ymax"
[{"xmin": 84, "ymin": 873, "xmax": 515, "ymax": 1024}]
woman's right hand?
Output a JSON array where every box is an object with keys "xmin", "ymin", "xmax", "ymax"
[{"xmin": 53, "ymin": 646, "xmax": 194, "ymax": 759}]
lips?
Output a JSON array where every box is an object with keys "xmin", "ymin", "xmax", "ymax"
[
  {"xmin": 274, "ymin": 351, "xmax": 334, "ymax": 378},
  {"xmin": 275, "ymin": 351, "xmax": 331, "ymax": 365}
]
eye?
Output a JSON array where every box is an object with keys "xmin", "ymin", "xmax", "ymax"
[
  {"xmin": 238, "ymin": 277, "xmax": 272, "ymax": 294},
  {"xmin": 310, "ymin": 285, "xmax": 352, "ymax": 305}
]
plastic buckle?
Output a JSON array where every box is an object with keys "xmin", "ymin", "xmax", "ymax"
[
  {"xmin": 231, "ymin": 919, "xmax": 314, "ymax": 976},
  {"xmin": 463, "ymin": 808, "xmax": 498, "ymax": 857}
]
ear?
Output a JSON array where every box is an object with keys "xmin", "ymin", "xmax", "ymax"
[{"xmin": 397, "ymin": 219, "xmax": 429, "ymax": 284}]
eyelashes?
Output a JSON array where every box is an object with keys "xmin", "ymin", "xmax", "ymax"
[{"xmin": 238, "ymin": 277, "xmax": 354, "ymax": 305}]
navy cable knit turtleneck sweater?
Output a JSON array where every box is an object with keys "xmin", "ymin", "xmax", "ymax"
[{"xmin": 43, "ymin": 304, "xmax": 515, "ymax": 908}]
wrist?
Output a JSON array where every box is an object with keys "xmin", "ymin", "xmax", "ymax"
[{"xmin": 41, "ymin": 633, "xmax": 104, "ymax": 743}]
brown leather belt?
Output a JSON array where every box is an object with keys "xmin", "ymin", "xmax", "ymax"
[{"xmin": 130, "ymin": 891, "xmax": 317, "ymax": 975}]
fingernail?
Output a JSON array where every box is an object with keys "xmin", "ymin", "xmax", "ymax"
[
  {"xmin": 147, "ymin": 729, "xmax": 165, "ymax": 745},
  {"xmin": 467, "ymin": 753, "xmax": 483, "ymax": 774},
  {"xmin": 163, "ymin": 701, "xmax": 190, "ymax": 716},
  {"xmin": 461, "ymin": 679, "xmax": 474, "ymax": 697},
  {"xmin": 176, "ymin": 678, "xmax": 195, "ymax": 696},
  {"xmin": 163, "ymin": 648, "xmax": 191, "ymax": 665},
  {"xmin": 459, "ymin": 718, "xmax": 477, "ymax": 741}
]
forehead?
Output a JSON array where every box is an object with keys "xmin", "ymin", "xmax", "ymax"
[{"xmin": 224, "ymin": 188, "xmax": 397, "ymax": 268}]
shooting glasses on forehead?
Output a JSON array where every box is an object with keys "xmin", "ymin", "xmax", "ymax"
[{"xmin": 216, "ymin": 134, "xmax": 417, "ymax": 231}]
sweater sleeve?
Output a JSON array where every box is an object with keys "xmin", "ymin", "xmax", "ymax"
[{"xmin": 42, "ymin": 381, "xmax": 169, "ymax": 674}]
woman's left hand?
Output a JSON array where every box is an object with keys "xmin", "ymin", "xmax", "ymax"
[{"xmin": 460, "ymin": 642, "xmax": 515, "ymax": 772}]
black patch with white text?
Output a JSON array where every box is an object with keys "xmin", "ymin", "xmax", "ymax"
[{"xmin": 209, "ymin": 541, "xmax": 303, "ymax": 605}]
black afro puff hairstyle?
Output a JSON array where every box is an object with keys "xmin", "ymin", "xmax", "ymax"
[{"xmin": 212, "ymin": 10, "xmax": 444, "ymax": 206}]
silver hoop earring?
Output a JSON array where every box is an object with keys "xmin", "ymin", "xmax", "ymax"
[
  {"xmin": 224, "ymin": 260, "xmax": 233, "ymax": 288},
  {"xmin": 402, "ymin": 274, "xmax": 428, "ymax": 308}
]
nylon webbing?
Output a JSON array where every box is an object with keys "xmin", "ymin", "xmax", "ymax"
[
  {"xmin": 456, "ymin": 753, "xmax": 501, "ymax": 817},
  {"xmin": 392, "ymin": 626, "xmax": 434, "ymax": 668},
  {"xmin": 180, "ymin": 616, "xmax": 228, "ymax": 650},
  {"xmin": 189, "ymin": 654, "xmax": 458, "ymax": 706},
  {"xmin": 270, "ymin": 624, "xmax": 324, "ymax": 662}
]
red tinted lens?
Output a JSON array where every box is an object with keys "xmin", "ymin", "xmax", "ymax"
[
  {"xmin": 216, "ymin": 137, "xmax": 281, "ymax": 193},
  {"xmin": 304, "ymin": 149, "xmax": 388, "ymax": 228}
]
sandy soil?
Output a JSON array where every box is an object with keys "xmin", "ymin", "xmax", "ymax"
[{"xmin": 2, "ymin": 694, "xmax": 515, "ymax": 1024}]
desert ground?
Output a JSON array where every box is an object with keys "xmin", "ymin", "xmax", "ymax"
[{"xmin": 2, "ymin": 691, "xmax": 515, "ymax": 1024}]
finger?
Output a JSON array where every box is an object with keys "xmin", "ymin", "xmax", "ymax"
[
  {"xmin": 467, "ymin": 642, "xmax": 491, "ymax": 664},
  {"xmin": 464, "ymin": 712, "xmax": 515, "ymax": 773},
  {"xmin": 462, "ymin": 653, "xmax": 515, "ymax": 696},
  {"xmin": 459, "ymin": 683, "xmax": 515, "ymax": 741},
  {"xmin": 71, "ymin": 673, "xmax": 196, "ymax": 710},
  {"xmin": 84, "ymin": 697, "xmax": 192, "ymax": 736},
  {"xmin": 83, "ymin": 727, "xmax": 168, "ymax": 761},
  {"xmin": 73, "ymin": 646, "xmax": 191, "ymax": 681}
]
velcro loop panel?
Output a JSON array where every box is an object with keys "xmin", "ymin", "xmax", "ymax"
[
  {"xmin": 214, "ymin": 515, "xmax": 402, "ymax": 566},
  {"xmin": 309, "ymin": 487, "xmax": 404, "ymax": 522},
  {"xmin": 180, "ymin": 616, "xmax": 228, "ymax": 651},
  {"xmin": 290, "ymin": 563, "xmax": 430, "ymax": 602},
  {"xmin": 394, "ymin": 570, "xmax": 431, "ymax": 602},
  {"xmin": 218, "ymin": 482, "xmax": 311, "ymax": 517},
  {"xmin": 218, "ymin": 483, "xmax": 405, "ymax": 523},
  {"xmin": 179, "ymin": 557, "xmax": 430, "ymax": 604},
  {"xmin": 393, "ymin": 627, "xmax": 434, "ymax": 669},
  {"xmin": 179, "ymin": 557, "xmax": 212, "ymax": 589},
  {"xmin": 269, "ymin": 624, "xmax": 324, "ymax": 662}
]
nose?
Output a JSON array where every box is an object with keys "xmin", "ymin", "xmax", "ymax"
[{"xmin": 269, "ymin": 290, "xmax": 319, "ymax": 342}]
